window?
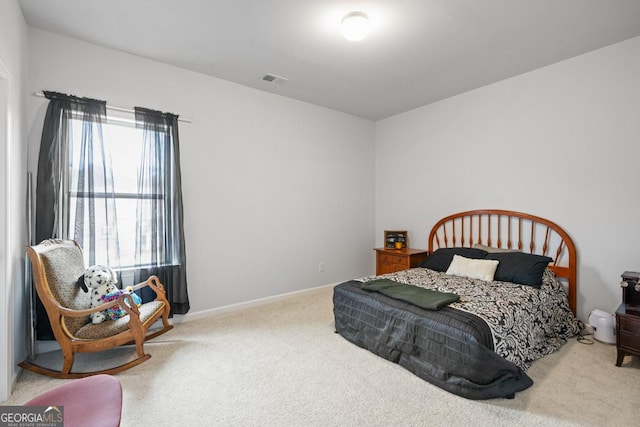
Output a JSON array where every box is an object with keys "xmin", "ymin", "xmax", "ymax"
[
  {"xmin": 35, "ymin": 92, "xmax": 190, "ymax": 319},
  {"xmin": 66, "ymin": 117, "xmax": 168, "ymax": 268}
]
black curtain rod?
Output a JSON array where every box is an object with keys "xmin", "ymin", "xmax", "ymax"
[{"xmin": 33, "ymin": 92, "xmax": 192, "ymax": 123}]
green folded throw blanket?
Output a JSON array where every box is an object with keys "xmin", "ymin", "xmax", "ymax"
[{"xmin": 362, "ymin": 279, "xmax": 459, "ymax": 310}]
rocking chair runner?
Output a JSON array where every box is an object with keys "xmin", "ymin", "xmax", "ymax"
[{"xmin": 20, "ymin": 239, "xmax": 174, "ymax": 378}]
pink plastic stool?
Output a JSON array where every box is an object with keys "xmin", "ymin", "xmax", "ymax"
[{"xmin": 24, "ymin": 374, "xmax": 122, "ymax": 427}]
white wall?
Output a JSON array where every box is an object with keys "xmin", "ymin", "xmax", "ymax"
[
  {"xmin": 0, "ymin": 0, "xmax": 29, "ymax": 402},
  {"xmin": 27, "ymin": 29, "xmax": 375, "ymax": 315},
  {"xmin": 375, "ymin": 36, "xmax": 640, "ymax": 322}
]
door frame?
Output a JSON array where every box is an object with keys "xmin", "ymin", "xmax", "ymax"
[{"xmin": 0, "ymin": 57, "xmax": 12, "ymax": 402}]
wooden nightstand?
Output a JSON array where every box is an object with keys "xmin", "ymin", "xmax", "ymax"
[
  {"xmin": 616, "ymin": 271, "xmax": 640, "ymax": 366},
  {"xmin": 374, "ymin": 247, "xmax": 428, "ymax": 275},
  {"xmin": 616, "ymin": 304, "xmax": 640, "ymax": 366}
]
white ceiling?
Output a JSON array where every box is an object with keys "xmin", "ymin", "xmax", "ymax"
[{"xmin": 18, "ymin": 0, "xmax": 640, "ymax": 121}]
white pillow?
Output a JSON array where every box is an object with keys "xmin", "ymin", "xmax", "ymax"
[{"xmin": 445, "ymin": 255, "xmax": 499, "ymax": 281}]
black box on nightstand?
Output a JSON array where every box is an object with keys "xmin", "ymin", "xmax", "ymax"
[{"xmin": 621, "ymin": 271, "xmax": 640, "ymax": 306}]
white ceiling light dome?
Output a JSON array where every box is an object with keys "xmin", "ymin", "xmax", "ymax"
[{"xmin": 341, "ymin": 11, "xmax": 369, "ymax": 41}]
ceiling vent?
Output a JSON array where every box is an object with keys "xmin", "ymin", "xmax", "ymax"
[{"xmin": 261, "ymin": 73, "xmax": 289, "ymax": 84}]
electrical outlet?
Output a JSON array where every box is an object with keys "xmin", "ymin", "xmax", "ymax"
[{"xmin": 318, "ymin": 262, "xmax": 325, "ymax": 273}]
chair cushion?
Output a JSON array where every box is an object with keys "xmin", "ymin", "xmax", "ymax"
[
  {"xmin": 39, "ymin": 241, "xmax": 91, "ymax": 334},
  {"xmin": 24, "ymin": 374, "xmax": 122, "ymax": 427},
  {"xmin": 74, "ymin": 300, "xmax": 165, "ymax": 339}
]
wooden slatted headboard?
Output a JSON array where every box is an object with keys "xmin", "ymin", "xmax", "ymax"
[{"xmin": 428, "ymin": 209, "xmax": 577, "ymax": 315}]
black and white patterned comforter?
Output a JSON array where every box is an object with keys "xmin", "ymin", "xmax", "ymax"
[{"xmin": 358, "ymin": 268, "xmax": 581, "ymax": 370}]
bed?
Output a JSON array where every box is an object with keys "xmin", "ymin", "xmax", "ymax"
[{"xmin": 333, "ymin": 209, "xmax": 581, "ymax": 400}]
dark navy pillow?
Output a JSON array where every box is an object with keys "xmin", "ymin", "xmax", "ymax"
[
  {"xmin": 485, "ymin": 252, "xmax": 553, "ymax": 288},
  {"xmin": 419, "ymin": 247, "xmax": 489, "ymax": 272}
]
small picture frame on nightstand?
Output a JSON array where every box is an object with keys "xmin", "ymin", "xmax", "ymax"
[{"xmin": 384, "ymin": 230, "xmax": 408, "ymax": 249}]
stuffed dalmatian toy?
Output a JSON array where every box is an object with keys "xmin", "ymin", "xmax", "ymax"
[{"xmin": 78, "ymin": 265, "xmax": 120, "ymax": 324}]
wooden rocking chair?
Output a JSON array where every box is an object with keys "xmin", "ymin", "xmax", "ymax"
[{"xmin": 20, "ymin": 239, "xmax": 173, "ymax": 378}]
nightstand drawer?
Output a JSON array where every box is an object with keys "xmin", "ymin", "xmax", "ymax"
[
  {"xmin": 619, "ymin": 331, "xmax": 640, "ymax": 350},
  {"xmin": 618, "ymin": 315, "xmax": 640, "ymax": 334},
  {"xmin": 374, "ymin": 248, "xmax": 428, "ymax": 276},
  {"xmin": 378, "ymin": 263, "xmax": 406, "ymax": 275},
  {"xmin": 615, "ymin": 303, "xmax": 640, "ymax": 366},
  {"xmin": 379, "ymin": 254, "xmax": 406, "ymax": 266}
]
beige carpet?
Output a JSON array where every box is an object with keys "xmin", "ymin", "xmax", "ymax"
[{"xmin": 3, "ymin": 285, "xmax": 639, "ymax": 426}]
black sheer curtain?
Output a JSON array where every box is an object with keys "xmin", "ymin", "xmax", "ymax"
[
  {"xmin": 132, "ymin": 107, "xmax": 190, "ymax": 315},
  {"xmin": 35, "ymin": 91, "xmax": 120, "ymax": 338},
  {"xmin": 34, "ymin": 94, "xmax": 189, "ymax": 339}
]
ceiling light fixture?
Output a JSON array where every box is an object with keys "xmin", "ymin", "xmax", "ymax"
[{"xmin": 341, "ymin": 11, "xmax": 369, "ymax": 42}]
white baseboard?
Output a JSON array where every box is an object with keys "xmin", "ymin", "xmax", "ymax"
[{"xmin": 182, "ymin": 282, "xmax": 338, "ymax": 323}]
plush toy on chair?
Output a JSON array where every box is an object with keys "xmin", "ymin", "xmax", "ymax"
[
  {"xmin": 78, "ymin": 265, "xmax": 121, "ymax": 324},
  {"xmin": 102, "ymin": 286, "xmax": 143, "ymax": 320}
]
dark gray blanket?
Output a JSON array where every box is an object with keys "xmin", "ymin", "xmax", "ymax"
[{"xmin": 333, "ymin": 280, "xmax": 533, "ymax": 400}]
